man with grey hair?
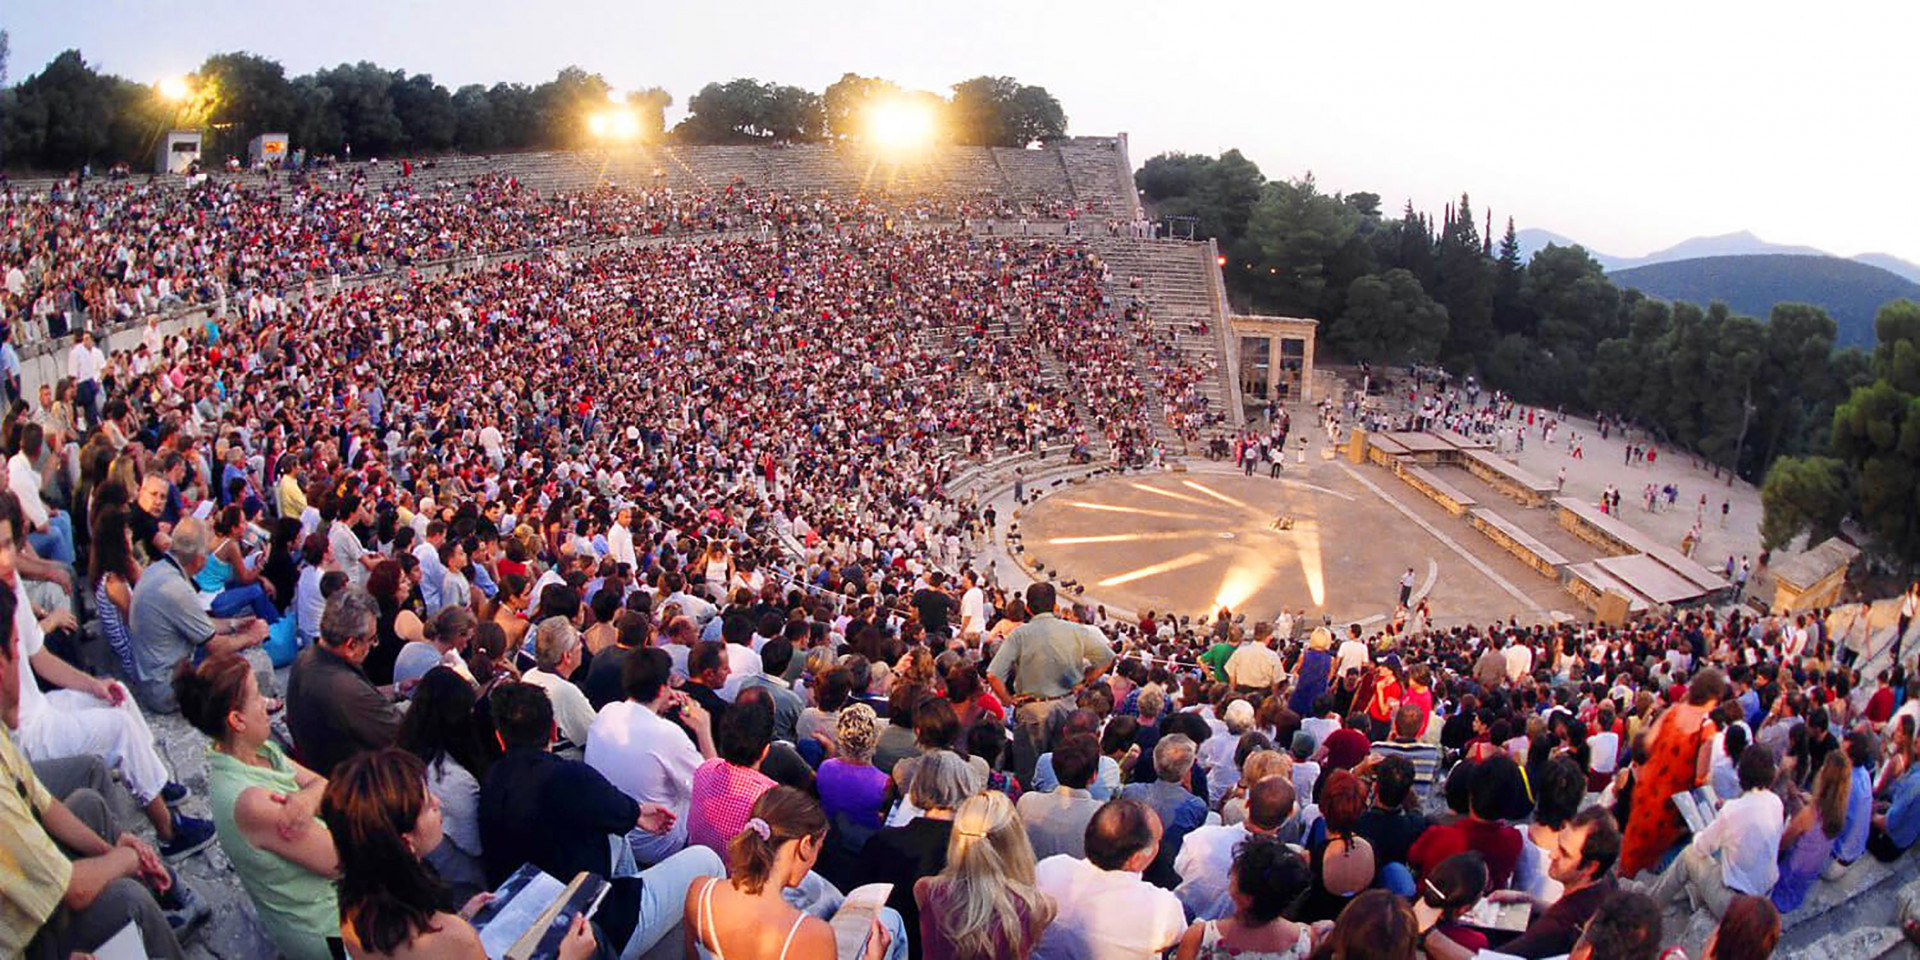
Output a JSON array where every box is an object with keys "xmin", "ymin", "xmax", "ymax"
[
  {"xmin": 1118, "ymin": 733, "xmax": 1208, "ymax": 888},
  {"xmin": 127, "ymin": 515, "xmax": 271, "ymax": 714},
  {"xmin": 286, "ymin": 585, "xmax": 400, "ymax": 775},
  {"xmin": 522, "ymin": 615, "xmax": 595, "ymax": 758}
]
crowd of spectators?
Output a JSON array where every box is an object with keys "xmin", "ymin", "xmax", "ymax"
[{"xmin": 4, "ymin": 168, "xmax": 1906, "ymax": 960}]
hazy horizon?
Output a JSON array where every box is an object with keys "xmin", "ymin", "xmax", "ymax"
[{"xmin": 5, "ymin": 0, "xmax": 1915, "ymax": 264}]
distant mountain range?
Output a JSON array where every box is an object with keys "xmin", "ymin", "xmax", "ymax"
[
  {"xmin": 1608, "ymin": 255, "xmax": 1920, "ymax": 348},
  {"xmin": 1512, "ymin": 229, "xmax": 1920, "ymax": 348},
  {"xmin": 1513, "ymin": 228, "xmax": 1920, "ymax": 278}
]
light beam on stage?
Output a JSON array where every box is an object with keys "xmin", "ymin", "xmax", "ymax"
[
  {"xmin": 1045, "ymin": 531, "xmax": 1222, "ymax": 545},
  {"xmin": 1293, "ymin": 519, "xmax": 1327, "ymax": 606},
  {"xmin": 1128, "ymin": 483, "xmax": 1215, "ymax": 507},
  {"xmin": 1098, "ymin": 551, "xmax": 1215, "ymax": 587},
  {"xmin": 1180, "ymin": 480, "xmax": 1258, "ymax": 512},
  {"xmin": 1065, "ymin": 501, "xmax": 1212, "ymax": 520},
  {"xmin": 1212, "ymin": 563, "xmax": 1273, "ymax": 611}
]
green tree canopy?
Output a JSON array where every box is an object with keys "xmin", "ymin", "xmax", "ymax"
[
  {"xmin": 1330, "ymin": 270, "xmax": 1450, "ymax": 365},
  {"xmin": 948, "ymin": 76, "xmax": 1065, "ymax": 146}
]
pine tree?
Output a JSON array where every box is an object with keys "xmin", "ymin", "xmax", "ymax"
[
  {"xmin": 1492, "ymin": 217, "xmax": 1532, "ymax": 336},
  {"xmin": 1434, "ymin": 192, "xmax": 1493, "ymax": 362}
]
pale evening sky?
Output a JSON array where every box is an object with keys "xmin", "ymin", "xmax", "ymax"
[{"xmin": 4, "ymin": 0, "xmax": 1916, "ymax": 264}]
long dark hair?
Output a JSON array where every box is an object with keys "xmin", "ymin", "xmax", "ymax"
[
  {"xmin": 396, "ymin": 667, "xmax": 488, "ymax": 778},
  {"xmin": 320, "ymin": 749, "xmax": 445, "ymax": 956},
  {"xmin": 89, "ymin": 506, "xmax": 138, "ymax": 587}
]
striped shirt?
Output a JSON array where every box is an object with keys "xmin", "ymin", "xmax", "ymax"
[{"xmin": 1369, "ymin": 740, "xmax": 1443, "ymax": 799}]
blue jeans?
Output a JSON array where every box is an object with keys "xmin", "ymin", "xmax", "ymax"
[
  {"xmin": 28, "ymin": 510, "xmax": 75, "ymax": 565},
  {"xmin": 209, "ymin": 582, "xmax": 281, "ymax": 623}
]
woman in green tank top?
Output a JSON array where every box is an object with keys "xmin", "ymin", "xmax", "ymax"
[{"xmin": 176, "ymin": 653, "xmax": 341, "ymax": 960}]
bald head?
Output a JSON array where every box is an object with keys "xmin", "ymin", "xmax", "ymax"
[{"xmin": 1247, "ymin": 775, "xmax": 1296, "ymax": 832}]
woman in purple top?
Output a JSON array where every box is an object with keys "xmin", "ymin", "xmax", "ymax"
[
  {"xmin": 1772, "ymin": 752, "xmax": 1850, "ymax": 912},
  {"xmin": 818, "ymin": 704, "xmax": 891, "ymax": 832}
]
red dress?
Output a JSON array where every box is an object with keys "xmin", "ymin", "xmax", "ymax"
[{"xmin": 1618, "ymin": 709, "xmax": 1715, "ymax": 878}]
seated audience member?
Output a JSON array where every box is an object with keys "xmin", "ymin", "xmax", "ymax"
[
  {"xmin": 391, "ymin": 604, "xmax": 477, "ymax": 693},
  {"xmin": 322, "ymin": 748, "xmax": 595, "ymax": 959},
  {"xmin": 127, "ymin": 515, "xmax": 271, "ymax": 713},
  {"xmin": 286, "ymin": 585, "xmax": 402, "ymax": 776},
  {"xmin": 1699, "ymin": 894, "xmax": 1782, "ymax": 960},
  {"xmin": 688, "ymin": 694, "xmax": 781, "ymax": 856},
  {"xmin": 1565, "ymin": 890, "xmax": 1664, "ymax": 960},
  {"xmin": 196, "ymin": 505, "xmax": 283, "ymax": 623},
  {"xmin": 479, "ymin": 681, "xmax": 722, "ymax": 956},
  {"xmin": 1412, "ymin": 852, "xmax": 1492, "ymax": 955},
  {"xmin": 1427, "ymin": 806, "xmax": 1623, "ymax": 960},
  {"xmin": 1017, "ymin": 732, "xmax": 1106, "ymax": 860},
  {"xmin": 586, "ymin": 647, "xmax": 715, "ymax": 864},
  {"xmin": 176, "ymin": 653, "xmax": 339, "ymax": 960},
  {"xmin": 1032, "ymin": 797, "xmax": 1186, "ymax": 960},
  {"xmin": 733, "ymin": 638, "xmax": 804, "ymax": 742},
  {"xmin": 1772, "ymin": 751, "xmax": 1851, "ymax": 912},
  {"xmin": 1870, "ymin": 733, "xmax": 1920, "ymax": 861},
  {"xmin": 862, "ymin": 750, "xmax": 976, "ymax": 959},
  {"xmin": 1173, "ymin": 835, "xmax": 1315, "ymax": 960},
  {"xmin": 582, "ymin": 611, "xmax": 646, "ymax": 711},
  {"xmin": 1367, "ymin": 703, "xmax": 1441, "ymax": 800},
  {"xmin": 875, "ymin": 684, "xmax": 928, "ymax": 776},
  {"xmin": 798, "ymin": 665, "xmax": 854, "ymax": 751},
  {"xmin": 1828, "ymin": 730, "xmax": 1874, "ymax": 878},
  {"xmin": 685, "ymin": 639, "xmax": 733, "ymax": 721},
  {"xmin": 3, "ymin": 493, "xmax": 215, "ymax": 858},
  {"xmin": 1315, "ymin": 889, "xmax": 1418, "ymax": 960},
  {"xmin": 395, "ymin": 667, "xmax": 491, "ymax": 901},
  {"xmin": 818, "ymin": 703, "xmax": 892, "ymax": 836},
  {"xmin": 915, "ymin": 791, "xmax": 1055, "ymax": 960},
  {"xmin": 1031, "ymin": 709, "xmax": 1119, "ymax": 798},
  {"xmin": 1290, "ymin": 769, "xmax": 1375, "ymax": 923},
  {"xmin": 1175, "ymin": 775, "xmax": 1296, "ymax": 921},
  {"xmin": 0, "ymin": 586, "xmax": 194, "ymax": 960},
  {"xmin": 684, "ymin": 785, "xmax": 901, "ymax": 960},
  {"xmin": 520, "ymin": 615, "xmax": 596, "ymax": 756},
  {"xmin": 1407, "ymin": 753, "xmax": 1525, "ymax": 890},
  {"xmin": 1354, "ymin": 754, "xmax": 1426, "ymax": 892},
  {"xmin": 1649, "ymin": 744, "xmax": 1785, "ymax": 917},
  {"xmin": 1117, "ymin": 733, "xmax": 1208, "ymax": 889},
  {"xmin": 1217, "ymin": 749, "xmax": 1286, "ymax": 828}
]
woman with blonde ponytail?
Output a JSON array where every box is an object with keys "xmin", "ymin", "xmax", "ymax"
[
  {"xmin": 683, "ymin": 786, "xmax": 894, "ymax": 960},
  {"xmin": 913, "ymin": 791, "xmax": 1055, "ymax": 960}
]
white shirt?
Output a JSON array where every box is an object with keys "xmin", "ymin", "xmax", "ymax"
[
  {"xmin": 6, "ymin": 453, "xmax": 51, "ymax": 530},
  {"xmin": 68, "ymin": 342, "xmax": 106, "ymax": 382},
  {"xmin": 522, "ymin": 668, "xmax": 596, "ymax": 756},
  {"xmin": 1589, "ymin": 731, "xmax": 1621, "ymax": 774},
  {"xmin": 1698, "ymin": 787, "xmax": 1786, "ymax": 895},
  {"xmin": 1033, "ymin": 855, "xmax": 1185, "ymax": 960},
  {"xmin": 959, "ymin": 586, "xmax": 986, "ymax": 636},
  {"xmin": 1504, "ymin": 643, "xmax": 1535, "ymax": 682},
  {"xmin": 607, "ymin": 522, "xmax": 637, "ymax": 570},
  {"xmin": 586, "ymin": 701, "xmax": 703, "ymax": 818},
  {"xmin": 1173, "ymin": 822, "xmax": 1252, "ymax": 920},
  {"xmin": 1334, "ymin": 639, "xmax": 1370, "ymax": 676},
  {"xmin": 10, "ymin": 575, "xmax": 50, "ymax": 730}
]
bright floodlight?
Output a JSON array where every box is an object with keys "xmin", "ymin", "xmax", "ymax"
[
  {"xmin": 157, "ymin": 76, "xmax": 191, "ymax": 102},
  {"xmin": 589, "ymin": 109, "xmax": 640, "ymax": 141},
  {"xmin": 866, "ymin": 98, "xmax": 935, "ymax": 150}
]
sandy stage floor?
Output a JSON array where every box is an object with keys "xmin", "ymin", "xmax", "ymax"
[{"xmin": 1014, "ymin": 465, "xmax": 1573, "ymax": 626}]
